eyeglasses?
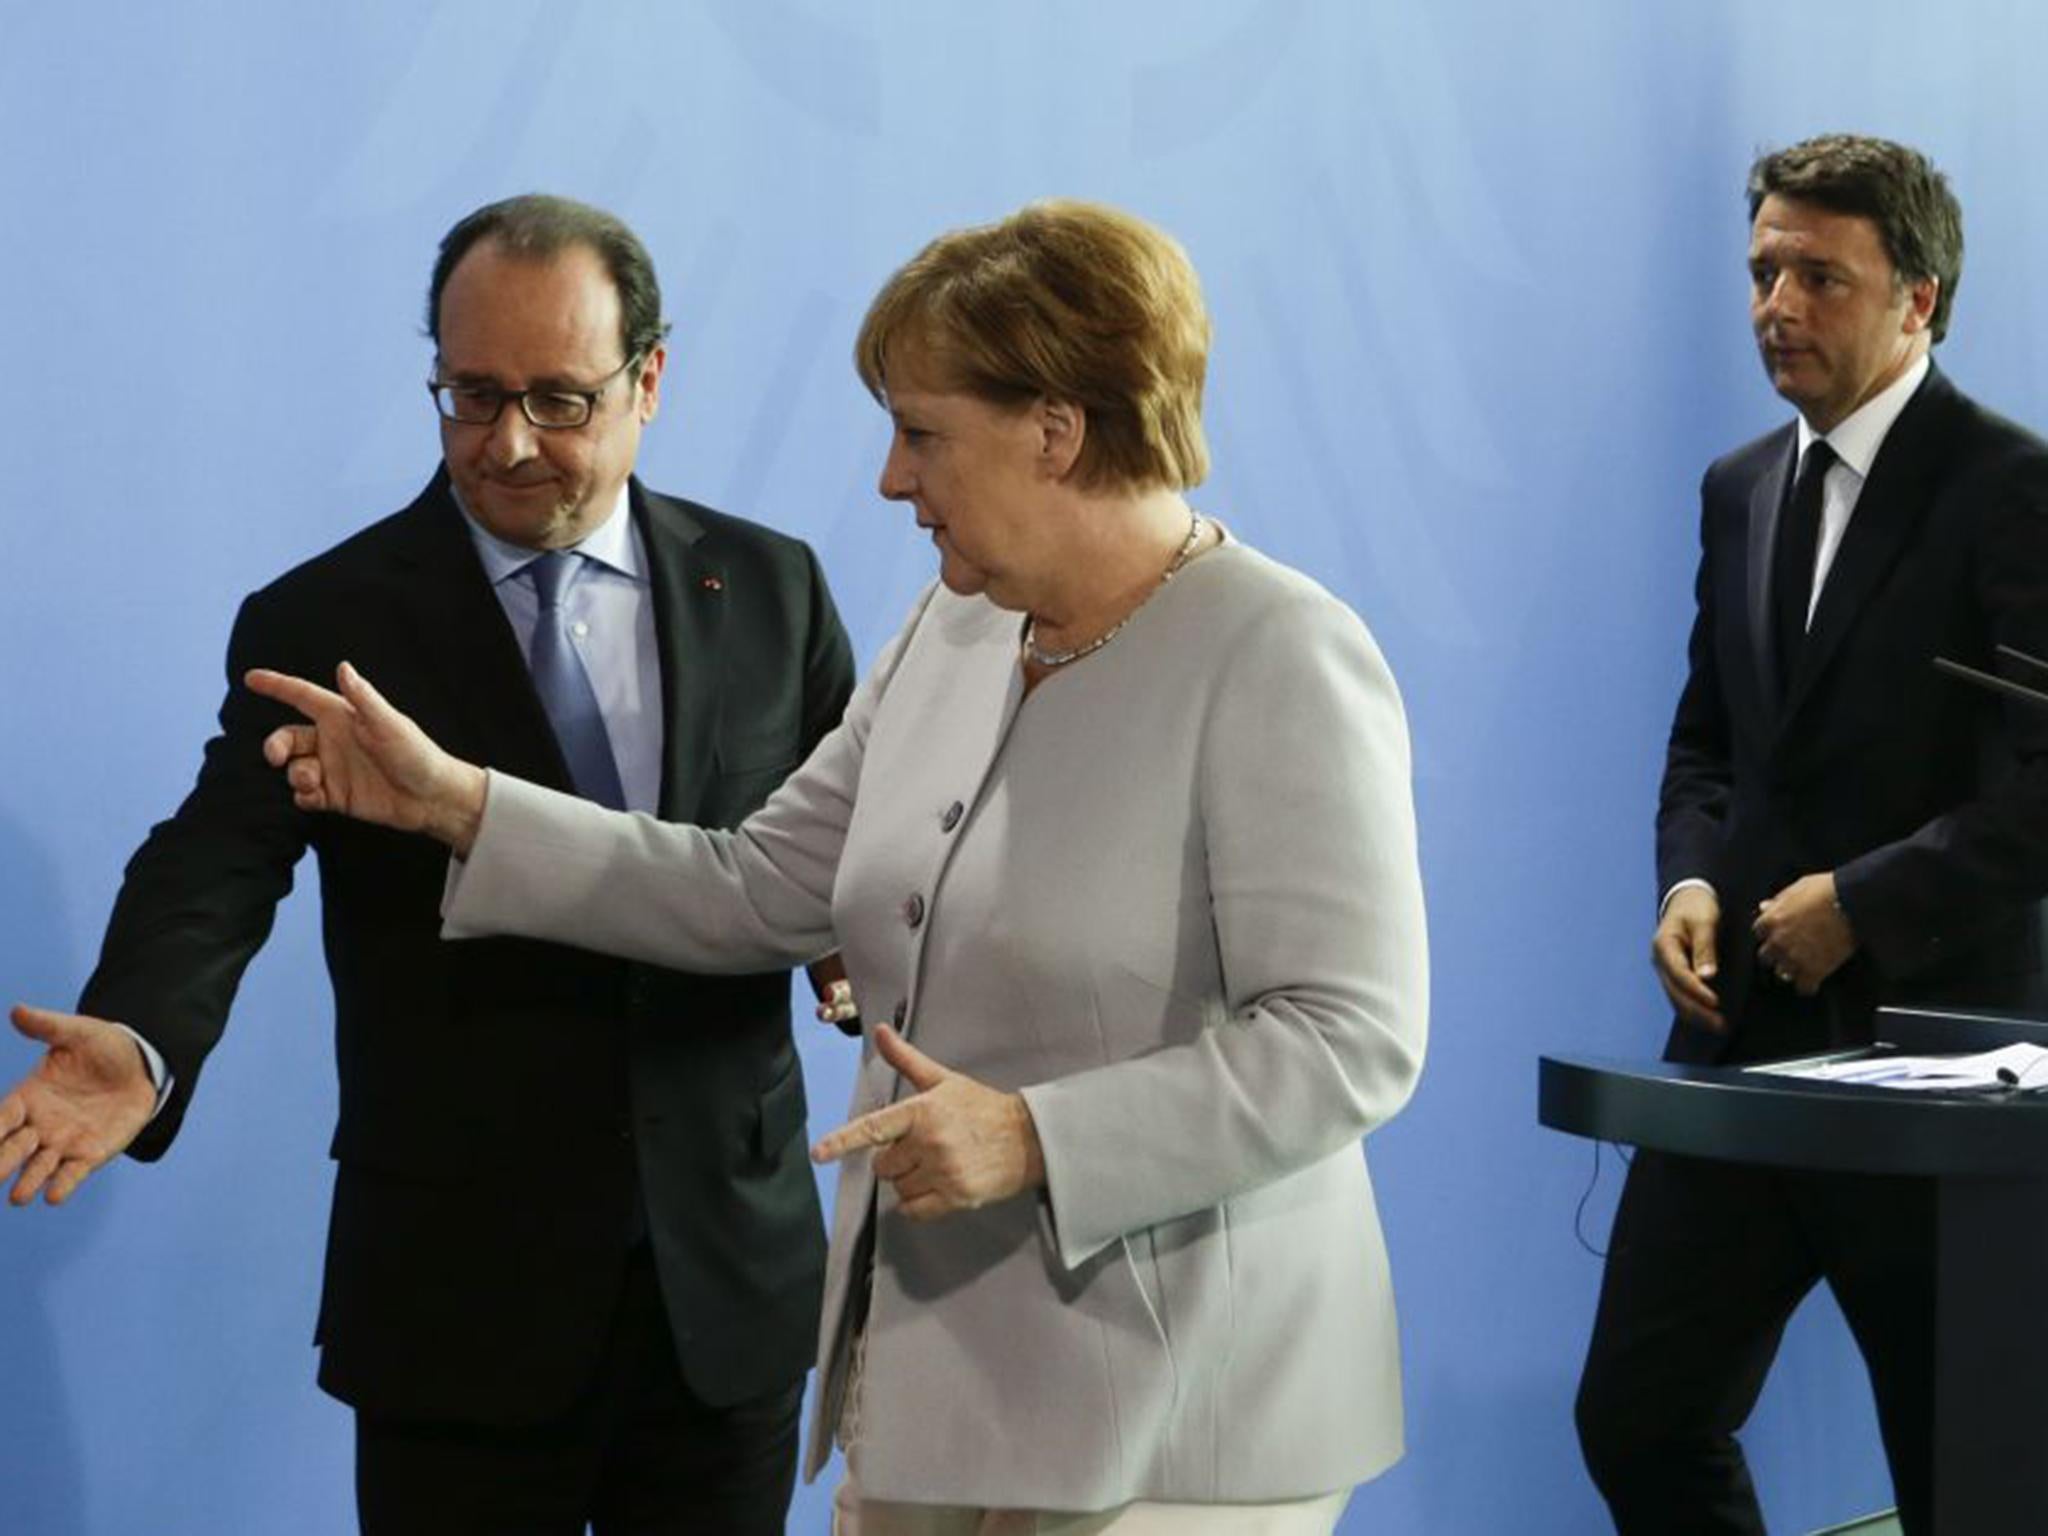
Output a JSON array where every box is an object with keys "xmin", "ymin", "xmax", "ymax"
[{"xmin": 427, "ymin": 354, "xmax": 642, "ymax": 429}]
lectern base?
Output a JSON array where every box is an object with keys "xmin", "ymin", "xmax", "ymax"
[{"xmin": 1933, "ymin": 1176, "xmax": 2048, "ymax": 1530}]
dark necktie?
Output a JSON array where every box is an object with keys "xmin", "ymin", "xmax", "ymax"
[
  {"xmin": 523, "ymin": 551, "xmax": 627, "ymax": 810},
  {"xmin": 1772, "ymin": 438, "xmax": 1837, "ymax": 693}
]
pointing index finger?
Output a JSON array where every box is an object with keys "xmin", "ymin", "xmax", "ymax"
[
  {"xmin": 245, "ymin": 668, "xmax": 349, "ymax": 722},
  {"xmin": 811, "ymin": 1102, "xmax": 915, "ymax": 1165}
]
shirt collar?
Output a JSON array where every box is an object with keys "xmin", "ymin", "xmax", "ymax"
[
  {"xmin": 1796, "ymin": 353, "xmax": 1930, "ymax": 478},
  {"xmin": 454, "ymin": 480, "xmax": 643, "ymax": 588}
]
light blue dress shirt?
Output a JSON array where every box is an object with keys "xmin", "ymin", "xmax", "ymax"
[{"xmin": 458, "ymin": 483, "xmax": 665, "ymax": 815}]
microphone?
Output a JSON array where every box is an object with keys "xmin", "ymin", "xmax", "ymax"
[
  {"xmin": 1934, "ymin": 653, "xmax": 2048, "ymax": 711},
  {"xmin": 1994, "ymin": 1060, "xmax": 2048, "ymax": 1094},
  {"xmin": 1997, "ymin": 643, "xmax": 2048, "ymax": 679}
]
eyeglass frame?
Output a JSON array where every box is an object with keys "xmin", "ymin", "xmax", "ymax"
[{"xmin": 426, "ymin": 352, "xmax": 646, "ymax": 430}]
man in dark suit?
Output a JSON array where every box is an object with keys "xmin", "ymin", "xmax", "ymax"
[
  {"xmin": 0, "ymin": 195, "xmax": 855, "ymax": 1533},
  {"xmin": 1574, "ymin": 136, "xmax": 2048, "ymax": 1535}
]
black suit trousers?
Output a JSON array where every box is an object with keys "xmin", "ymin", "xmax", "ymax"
[
  {"xmin": 355, "ymin": 1244, "xmax": 802, "ymax": 1536},
  {"xmin": 1575, "ymin": 1148, "xmax": 1935, "ymax": 1536}
]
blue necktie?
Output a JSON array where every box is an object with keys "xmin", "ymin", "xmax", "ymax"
[{"xmin": 523, "ymin": 551, "xmax": 627, "ymax": 811}]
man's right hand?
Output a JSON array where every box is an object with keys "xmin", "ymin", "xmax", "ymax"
[
  {"xmin": 1651, "ymin": 885, "xmax": 1725, "ymax": 1032},
  {"xmin": 0, "ymin": 1005, "xmax": 158, "ymax": 1207}
]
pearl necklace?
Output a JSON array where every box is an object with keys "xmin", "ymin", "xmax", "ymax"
[{"xmin": 1022, "ymin": 511, "xmax": 1205, "ymax": 669}]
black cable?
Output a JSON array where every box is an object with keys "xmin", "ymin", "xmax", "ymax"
[{"xmin": 1573, "ymin": 1138, "xmax": 1631, "ymax": 1258}]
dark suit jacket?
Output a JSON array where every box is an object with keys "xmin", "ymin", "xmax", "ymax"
[
  {"xmin": 78, "ymin": 472, "xmax": 856, "ymax": 1424},
  {"xmin": 1658, "ymin": 366, "xmax": 2048, "ymax": 1064}
]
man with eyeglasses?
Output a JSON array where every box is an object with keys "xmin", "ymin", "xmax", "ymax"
[{"xmin": 0, "ymin": 194, "xmax": 855, "ymax": 1534}]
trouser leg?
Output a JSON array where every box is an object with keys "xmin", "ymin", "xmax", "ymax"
[
  {"xmin": 1797, "ymin": 1171, "xmax": 1936, "ymax": 1536},
  {"xmin": 1575, "ymin": 1151, "xmax": 1818, "ymax": 1535}
]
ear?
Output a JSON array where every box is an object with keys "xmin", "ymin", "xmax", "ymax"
[
  {"xmin": 1900, "ymin": 276, "xmax": 1939, "ymax": 336},
  {"xmin": 635, "ymin": 344, "xmax": 667, "ymax": 423},
  {"xmin": 1036, "ymin": 397, "xmax": 1086, "ymax": 480}
]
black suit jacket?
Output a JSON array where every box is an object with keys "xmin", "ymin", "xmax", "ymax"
[
  {"xmin": 1658, "ymin": 366, "xmax": 2048, "ymax": 1064},
  {"xmin": 79, "ymin": 473, "xmax": 856, "ymax": 1423}
]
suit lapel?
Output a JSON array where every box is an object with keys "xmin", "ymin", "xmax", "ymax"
[
  {"xmin": 636, "ymin": 481, "xmax": 720, "ymax": 821},
  {"xmin": 385, "ymin": 473, "xmax": 575, "ymax": 791},
  {"xmin": 1780, "ymin": 369, "xmax": 1956, "ymax": 725},
  {"xmin": 1745, "ymin": 430, "xmax": 1797, "ymax": 715}
]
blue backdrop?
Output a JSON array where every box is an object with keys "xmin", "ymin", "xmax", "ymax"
[{"xmin": 6, "ymin": 4, "xmax": 2047, "ymax": 1531}]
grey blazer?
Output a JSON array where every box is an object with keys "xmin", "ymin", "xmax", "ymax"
[{"xmin": 445, "ymin": 541, "xmax": 1430, "ymax": 1509}]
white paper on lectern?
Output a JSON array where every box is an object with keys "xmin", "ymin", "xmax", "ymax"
[{"xmin": 1748, "ymin": 1041, "xmax": 2048, "ymax": 1092}]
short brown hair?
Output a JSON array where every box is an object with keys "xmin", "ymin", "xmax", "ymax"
[
  {"xmin": 855, "ymin": 199, "xmax": 1211, "ymax": 492},
  {"xmin": 1748, "ymin": 135, "xmax": 1963, "ymax": 343}
]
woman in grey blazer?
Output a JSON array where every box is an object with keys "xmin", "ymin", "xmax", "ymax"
[{"xmin": 253, "ymin": 200, "xmax": 1429, "ymax": 1535}]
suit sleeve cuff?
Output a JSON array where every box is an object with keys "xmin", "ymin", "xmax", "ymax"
[
  {"xmin": 108, "ymin": 1023, "xmax": 173, "ymax": 1122},
  {"xmin": 1659, "ymin": 878, "xmax": 1717, "ymax": 918}
]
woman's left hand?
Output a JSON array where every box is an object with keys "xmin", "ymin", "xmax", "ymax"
[{"xmin": 811, "ymin": 1025, "xmax": 1045, "ymax": 1219}]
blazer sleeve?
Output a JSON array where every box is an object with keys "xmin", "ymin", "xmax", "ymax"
[
  {"xmin": 1019, "ymin": 592, "xmax": 1430, "ymax": 1269},
  {"xmin": 796, "ymin": 540, "xmax": 857, "ymax": 758},
  {"xmin": 1655, "ymin": 469, "xmax": 1735, "ymax": 902},
  {"xmin": 1835, "ymin": 447, "xmax": 2048, "ymax": 974},
  {"xmin": 77, "ymin": 589, "xmax": 315, "ymax": 1160},
  {"xmin": 444, "ymin": 585, "xmax": 933, "ymax": 969}
]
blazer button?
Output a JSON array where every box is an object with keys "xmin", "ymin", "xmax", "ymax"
[
  {"xmin": 903, "ymin": 893, "xmax": 926, "ymax": 929},
  {"xmin": 891, "ymin": 1000, "xmax": 907, "ymax": 1028},
  {"xmin": 941, "ymin": 800, "xmax": 964, "ymax": 833}
]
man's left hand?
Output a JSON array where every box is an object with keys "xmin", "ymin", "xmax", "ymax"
[
  {"xmin": 806, "ymin": 955, "xmax": 859, "ymax": 1034},
  {"xmin": 811, "ymin": 1025, "xmax": 1044, "ymax": 1220},
  {"xmin": 1753, "ymin": 872, "xmax": 1856, "ymax": 995}
]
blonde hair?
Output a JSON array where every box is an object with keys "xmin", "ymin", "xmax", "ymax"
[{"xmin": 855, "ymin": 199, "xmax": 1211, "ymax": 492}]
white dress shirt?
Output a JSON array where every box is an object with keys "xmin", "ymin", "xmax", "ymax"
[{"xmin": 1792, "ymin": 352, "xmax": 1931, "ymax": 628}]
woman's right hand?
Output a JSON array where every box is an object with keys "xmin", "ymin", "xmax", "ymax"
[{"xmin": 247, "ymin": 663, "xmax": 488, "ymax": 854}]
